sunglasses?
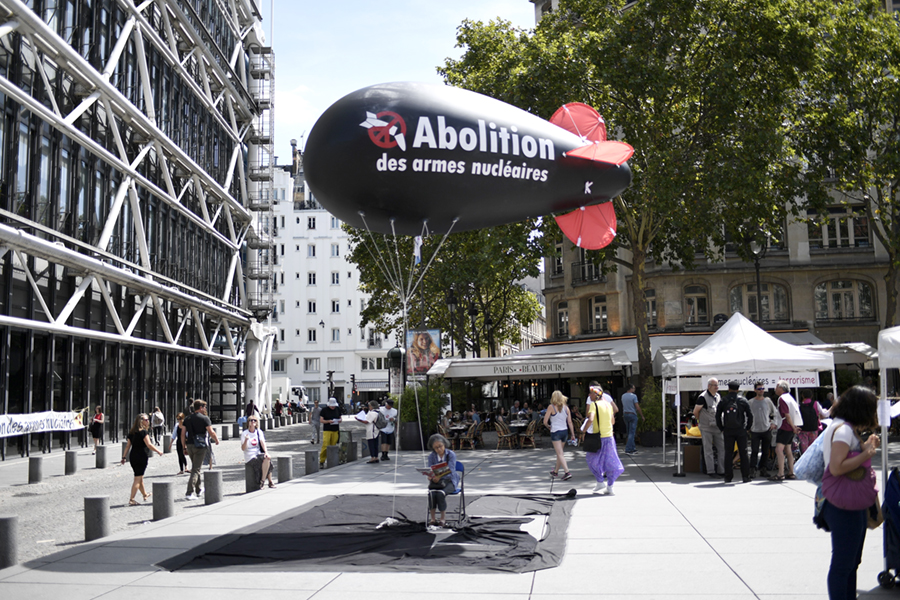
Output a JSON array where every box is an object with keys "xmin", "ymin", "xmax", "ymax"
[
  {"xmin": 141, "ymin": 418, "xmax": 149, "ymax": 421},
  {"xmin": 248, "ymin": 419, "xmax": 258, "ymax": 422},
  {"xmin": 755, "ymin": 388, "xmax": 764, "ymax": 391}
]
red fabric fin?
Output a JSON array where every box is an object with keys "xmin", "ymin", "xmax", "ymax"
[
  {"xmin": 549, "ymin": 102, "xmax": 607, "ymax": 142},
  {"xmin": 565, "ymin": 141, "xmax": 634, "ymax": 165},
  {"xmin": 554, "ymin": 203, "xmax": 617, "ymax": 250}
]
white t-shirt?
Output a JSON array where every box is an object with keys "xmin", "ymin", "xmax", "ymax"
[
  {"xmin": 241, "ymin": 429, "xmax": 266, "ymax": 462},
  {"xmin": 365, "ymin": 411, "xmax": 380, "ymax": 439},
  {"xmin": 380, "ymin": 407, "xmax": 398, "ymax": 434},
  {"xmin": 822, "ymin": 418, "xmax": 862, "ymax": 468}
]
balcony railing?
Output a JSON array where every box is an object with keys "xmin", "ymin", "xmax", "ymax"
[
  {"xmin": 367, "ymin": 338, "xmax": 383, "ymax": 348},
  {"xmin": 571, "ymin": 261, "xmax": 607, "ymax": 286}
]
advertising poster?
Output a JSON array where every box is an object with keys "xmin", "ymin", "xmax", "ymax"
[{"xmin": 406, "ymin": 329, "xmax": 441, "ymax": 376}]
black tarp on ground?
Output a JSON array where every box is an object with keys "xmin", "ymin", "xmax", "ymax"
[{"xmin": 159, "ymin": 493, "xmax": 574, "ymax": 573}]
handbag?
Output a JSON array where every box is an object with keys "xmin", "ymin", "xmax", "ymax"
[
  {"xmin": 581, "ymin": 404, "xmax": 603, "ymax": 453},
  {"xmin": 794, "ymin": 428, "xmax": 827, "ymax": 484},
  {"xmin": 868, "ymin": 493, "xmax": 884, "ymax": 529},
  {"xmin": 821, "ymin": 451, "xmax": 878, "ymax": 511}
]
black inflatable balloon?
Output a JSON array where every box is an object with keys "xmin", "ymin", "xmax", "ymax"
[{"xmin": 304, "ymin": 82, "xmax": 632, "ymax": 235}]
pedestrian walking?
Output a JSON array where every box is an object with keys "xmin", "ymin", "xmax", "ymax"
[
  {"xmin": 584, "ymin": 385, "xmax": 623, "ymax": 495},
  {"xmin": 121, "ymin": 413, "xmax": 163, "ymax": 505},
  {"xmin": 181, "ymin": 399, "xmax": 219, "ymax": 499},
  {"xmin": 620, "ymin": 384, "xmax": 644, "ymax": 455},
  {"xmin": 318, "ymin": 397, "xmax": 342, "ymax": 467},
  {"xmin": 542, "ymin": 390, "xmax": 576, "ymax": 481},
  {"xmin": 150, "ymin": 407, "xmax": 165, "ymax": 444},
  {"xmin": 172, "ymin": 413, "xmax": 187, "ymax": 474},
  {"xmin": 310, "ymin": 398, "xmax": 322, "ymax": 444},
  {"xmin": 716, "ymin": 381, "xmax": 754, "ymax": 483}
]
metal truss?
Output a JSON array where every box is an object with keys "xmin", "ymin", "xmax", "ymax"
[{"xmin": 0, "ymin": 0, "xmax": 276, "ymax": 364}]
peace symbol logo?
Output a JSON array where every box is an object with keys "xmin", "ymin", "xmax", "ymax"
[{"xmin": 363, "ymin": 111, "xmax": 407, "ymax": 150}]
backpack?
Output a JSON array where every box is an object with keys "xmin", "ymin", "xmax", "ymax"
[
  {"xmin": 374, "ymin": 410, "xmax": 387, "ymax": 430},
  {"xmin": 721, "ymin": 399, "xmax": 743, "ymax": 430},
  {"xmin": 799, "ymin": 401, "xmax": 820, "ymax": 432}
]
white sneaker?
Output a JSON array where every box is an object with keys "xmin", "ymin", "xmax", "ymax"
[
  {"xmin": 185, "ymin": 493, "xmax": 197, "ymax": 500},
  {"xmin": 593, "ymin": 481, "xmax": 608, "ymax": 494},
  {"xmin": 603, "ymin": 486, "xmax": 615, "ymax": 496},
  {"xmin": 199, "ymin": 487, "xmax": 204, "ymax": 495}
]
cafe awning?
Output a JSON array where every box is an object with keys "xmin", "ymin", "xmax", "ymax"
[{"xmin": 428, "ymin": 349, "xmax": 631, "ymax": 382}]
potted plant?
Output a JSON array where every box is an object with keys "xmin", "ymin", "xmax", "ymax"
[
  {"xmin": 636, "ymin": 377, "xmax": 674, "ymax": 447},
  {"xmin": 398, "ymin": 378, "xmax": 445, "ymax": 451}
]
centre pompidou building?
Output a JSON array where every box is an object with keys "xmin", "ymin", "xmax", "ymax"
[{"xmin": 0, "ymin": 0, "xmax": 276, "ymax": 458}]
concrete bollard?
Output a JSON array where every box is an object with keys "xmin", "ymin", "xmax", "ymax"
[
  {"xmin": 221, "ymin": 426, "xmax": 230, "ymax": 441},
  {"xmin": 244, "ymin": 462, "xmax": 257, "ymax": 493},
  {"xmin": 273, "ymin": 416, "xmax": 280, "ymax": 429},
  {"xmin": 326, "ymin": 445, "xmax": 339, "ymax": 469},
  {"xmin": 84, "ymin": 496, "xmax": 109, "ymax": 541},
  {"xmin": 277, "ymin": 456, "xmax": 292, "ymax": 482},
  {"xmin": 232, "ymin": 423, "xmax": 240, "ymax": 438},
  {"xmin": 305, "ymin": 451, "xmax": 319, "ymax": 475},
  {"xmin": 95, "ymin": 445, "xmax": 108, "ymax": 469},
  {"xmin": 152, "ymin": 481, "xmax": 174, "ymax": 521},
  {"xmin": 28, "ymin": 456, "xmax": 42, "ymax": 484},
  {"xmin": 122, "ymin": 441, "xmax": 130, "ymax": 460},
  {"xmin": 204, "ymin": 470, "xmax": 223, "ymax": 505},
  {"xmin": 65, "ymin": 450, "xmax": 78, "ymax": 476},
  {"xmin": 0, "ymin": 515, "xmax": 17, "ymax": 569},
  {"xmin": 260, "ymin": 418, "xmax": 266, "ymax": 431},
  {"xmin": 163, "ymin": 434, "xmax": 172, "ymax": 454}
]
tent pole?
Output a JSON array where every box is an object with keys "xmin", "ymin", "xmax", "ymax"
[
  {"xmin": 830, "ymin": 368, "xmax": 837, "ymax": 397},
  {"xmin": 881, "ymin": 368, "xmax": 889, "ymax": 498},
  {"xmin": 673, "ymin": 369, "xmax": 684, "ymax": 476}
]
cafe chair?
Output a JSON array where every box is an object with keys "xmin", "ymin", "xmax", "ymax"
[
  {"xmin": 457, "ymin": 422, "xmax": 478, "ymax": 451},
  {"xmin": 495, "ymin": 422, "xmax": 518, "ymax": 450},
  {"xmin": 474, "ymin": 421, "xmax": 486, "ymax": 448},
  {"xmin": 519, "ymin": 420, "xmax": 538, "ymax": 449}
]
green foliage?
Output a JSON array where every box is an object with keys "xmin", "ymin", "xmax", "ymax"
[
  {"xmin": 637, "ymin": 377, "xmax": 675, "ymax": 434},
  {"xmin": 440, "ymin": 0, "xmax": 829, "ymax": 379},
  {"xmin": 346, "ymin": 222, "xmax": 545, "ymax": 358},
  {"xmin": 398, "ymin": 379, "xmax": 446, "ymax": 438},
  {"xmin": 792, "ymin": 0, "xmax": 900, "ymax": 326}
]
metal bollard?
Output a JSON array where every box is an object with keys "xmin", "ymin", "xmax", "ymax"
[
  {"xmin": 84, "ymin": 496, "xmax": 110, "ymax": 541},
  {"xmin": 28, "ymin": 456, "xmax": 42, "ymax": 484},
  {"xmin": 152, "ymin": 481, "xmax": 174, "ymax": 521},
  {"xmin": 326, "ymin": 445, "xmax": 339, "ymax": 469},
  {"xmin": 65, "ymin": 450, "xmax": 78, "ymax": 476},
  {"xmin": 304, "ymin": 451, "xmax": 319, "ymax": 475},
  {"xmin": 204, "ymin": 470, "xmax": 223, "ymax": 505},
  {"xmin": 232, "ymin": 423, "xmax": 240, "ymax": 438},
  {"xmin": 277, "ymin": 456, "xmax": 292, "ymax": 482},
  {"xmin": 95, "ymin": 445, "xmax": 108, "ymax": 469},
  {"xmin": 245, "ymin": 461, "xmax": 257, "ymax": 493},
  {"xmin": 221, "ymin": 426, "xmax": 230, "ymax": 441},
  {"xmin": 0, "ymin": 515, "xmax": 17, "ymax": 569},
  {"xmin": 163, "ymin": 434, "xmax": 172, "ymax": 454}
]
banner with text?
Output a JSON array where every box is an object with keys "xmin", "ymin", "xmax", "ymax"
[
  {"xmin": 665, "ymin": 372, "xmax": 820, "ymax": 395},
  {"xmin": 0, "ymin": 410, "xmax": 86, "ymax": 438}
]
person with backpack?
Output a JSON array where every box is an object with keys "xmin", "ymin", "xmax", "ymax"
[
  {"xmin": 715, "ymin": 381, "xmax": 754, "ymax": 483},
  {"xmin": 180, "ymin": 399, "xmax": 220, "ymax": 499},
  {"xmin": 360, "ymin": 400, "xmax": 384, "ymax": 464},
  {"xmin": 798, "ymin": 389, "xmax": 829, "ymax": 455},
  {"xmin": 150, "ymin": 406, "xmax": 165, "ymax": 444}
]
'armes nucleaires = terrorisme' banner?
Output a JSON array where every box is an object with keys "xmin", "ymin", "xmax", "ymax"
[{"xmin": 0, "ymin": 410, "xmax": 85, "ymax": 438}]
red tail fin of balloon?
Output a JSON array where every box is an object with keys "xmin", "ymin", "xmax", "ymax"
[
  {"xmin": 550, "ymin": 102, "xmax": 634, "ymax": 165},
  {"xmin": 565, "ymin": 141, "xmax": 634, "ymax": 166},
  {"xmin": 555, "ymin": 203, "xmax": 617, "ymax": 250}
]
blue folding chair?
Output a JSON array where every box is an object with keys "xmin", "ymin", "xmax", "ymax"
[{"xmin": 447, "ymin": 461, "xmax": 466, "ymax": 526}]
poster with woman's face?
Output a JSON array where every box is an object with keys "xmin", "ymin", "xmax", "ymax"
[{"xmin": 406, "ymin": 329, "xmax": 441, "ymax": 376}]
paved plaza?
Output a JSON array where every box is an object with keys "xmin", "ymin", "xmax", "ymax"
[{"xmin": 1, "ymin": 421, "xmax": 899, "ymax": 599}]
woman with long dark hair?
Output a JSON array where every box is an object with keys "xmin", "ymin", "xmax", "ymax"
[
  {"xmin": 121, "ymin": 414, "xmax": 163, "ymax": 505},
  {"xmin": 820, "ymin": 386, "xmax": 881, "ymax": 599},
  {"xmin": 172, "ymin": 412, "xmax": 188, "ymax": 474}
]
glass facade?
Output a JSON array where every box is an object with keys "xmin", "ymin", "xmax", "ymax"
[{"xmin": 0, "ymin": 0, "xmax": 272, "ymax": 458}]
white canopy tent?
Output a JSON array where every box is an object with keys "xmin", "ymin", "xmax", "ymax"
[
  {"xmin": 878, "ymin": 326, "xmax": 900, "ymax": 492},
  {"xmin": 664, "ymin": 313, "xmax": 836, "ymax": 473}
]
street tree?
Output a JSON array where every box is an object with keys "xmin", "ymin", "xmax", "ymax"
[
  {"xmin": 794, "ymin": 0, "xmax": 900, "ymax": 326},
  {"xmin": 440, "ymin": 0, "xmax": 826, "ymax": 381},
  {"xmin": 346, "ymin": 221, "xmax": 544, "ymax": 358}
]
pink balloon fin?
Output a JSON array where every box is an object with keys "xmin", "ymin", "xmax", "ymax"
[
  {"xmin": 550, "ymin": 102, "xmax": 607, "ymax": 142},
  {"xmin": 565, "ymin": 141, "xmax": 634, "ymax": 166},
  {"xmin": 555, "ymin": 203, "xmax": 617, "ymax": 250}
]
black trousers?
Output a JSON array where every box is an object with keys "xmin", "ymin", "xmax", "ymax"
[
  {"xmin": 749, "ymin": 430, "xmax": 771, "ymax": 471},
  {"xmin": 723, "ymin": 429, "xmax": 749, "ymax": 482}
]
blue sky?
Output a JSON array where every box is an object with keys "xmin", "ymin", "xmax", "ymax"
[{"xmin": 260, "ymin": 1, "xmax": 537, "ymax": 160}]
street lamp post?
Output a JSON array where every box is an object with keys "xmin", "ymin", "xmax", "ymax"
[
  {"xmin": 484, "ymin": 313, "xmax": 494, "ymax": 358},
  {"xmin": 468, "ymin": 301, "xmax": 479, "ymax": 358},
  {"xmin": 747, "ymin": 233, "xmax": 768, "ymax": 326},
  {"xmin": 446, "ymin": 288, "xmax": 457, "ymax": 357}
]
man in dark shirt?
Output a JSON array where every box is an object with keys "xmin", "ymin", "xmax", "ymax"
[
  {"xmin": 318, "ymin": 397, "xmax": 343, "ymax": 467},
  {"xmin": 180, "ymin": 399, "xmax": 219, "ymax": 499},
  {"xmin": 715, "ymin": 381, "xmax": 754, "ymax": 484}
]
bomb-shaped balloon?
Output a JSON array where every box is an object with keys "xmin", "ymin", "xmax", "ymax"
[{"xmin": 304, "ymin": 82, "xmax": 633, "ymax": 238}]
